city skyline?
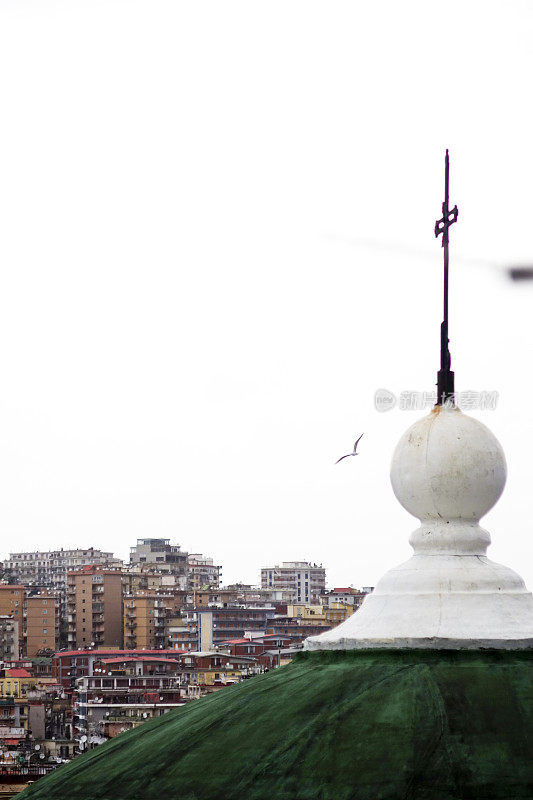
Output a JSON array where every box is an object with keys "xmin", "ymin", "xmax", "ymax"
[
  {"xmin": 1, "ymin": 1, "xmax": 533, "ymax": 593},
  {"xmin": 2, "ymin": 543, "xmax": 333, "ymax": 590}
]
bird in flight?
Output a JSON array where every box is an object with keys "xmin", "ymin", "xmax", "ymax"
[{"xmin": 335, "ymin": 433, "xmax": 364, "ymax": 464}]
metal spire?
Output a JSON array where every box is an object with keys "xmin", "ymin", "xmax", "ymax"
[{"xmin": 434, "ymin": 149, "xmax": 458, "ymax": 405}]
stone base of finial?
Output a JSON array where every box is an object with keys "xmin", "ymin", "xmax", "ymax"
[
  {"xmin": 305, "ymin": 635, "xmax": 533, "ymax": 651},
  {"xmin": 305, "ymin": 553, "xmax": 533, "ymax": 651}
]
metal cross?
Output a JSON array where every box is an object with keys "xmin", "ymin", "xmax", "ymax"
[{"xmin": 434, "ymin": 149, "xmax": 459, "ymax": 405}]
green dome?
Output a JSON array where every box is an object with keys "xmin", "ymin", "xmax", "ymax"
[{"xmin": 22, "ymin": 650, "xmax": 533, "ymax": 800}]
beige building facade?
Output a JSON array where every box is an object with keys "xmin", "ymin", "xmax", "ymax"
[
  {"xmin": 25, "ymin": 591, "xmax": 60, "ymax": 656},
  {"xmin": 124, "ymin": 593, "xmax": 165, "ymax": 650},
  {"xmin": 67, "ymin": 566, "xmax": 123, "ymax": 649},
  {"xmin": 124, "ymin": 589, "xmax": 185, "ymax": 649}
]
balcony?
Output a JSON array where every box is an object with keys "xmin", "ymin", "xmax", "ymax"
[{"xmin": 102, "ymin": 716, "xmax": 135, "ymax": 726}]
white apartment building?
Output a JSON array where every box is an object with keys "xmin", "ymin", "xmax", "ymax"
[
  {"xmin": 4, "ymin": 549, "xmax": 123, "ymax": 592},
  {"xmin": 129, "ymin": 539, "xmax": 188, "ymax": 588},
  {"xmin": 260, "ymin": 562, "xmax": 326, "ymax": 604},
  {"xmin": 187, "ymin": 554, "xmax": 221, "ymax": 590}
]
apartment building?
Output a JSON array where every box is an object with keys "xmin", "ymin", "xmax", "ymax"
[
  {"xmin": 124, "ymin": 587, "xmax": 188, "ymax": 650},
  {"xmin": 265, "ymin": 617, "xmax": 331, "ymax": 643},
  {"xmin": 182, "ymin": 606, "xmax": 277, "ymax": 651},
  {"xmin": 25, "ymin": 591, "xmax": 60, "ymax": 656},
  {"xmin": 67, "ymin": 566, "xmax": 123, "ymax": 649},
  {"xmin": 129, "ymin": 539, "xmax": 188, "ymax": 587},
  {"xmin": 320, "ymin": 586, "xmax": 373, "ymax": 610},
  {"xmin": 4, "ymin": 549, "xmax": 123, "ymax": 592},
  {"xmin": 74, "ymin": 666, "xmax": 184, "ymax": 741},
  {"xmin": 0, "ymin": 584, "xmax": 25, "ymax": 648},
  {"xmin": 0, "ymin": 615, "xmax": 19, "ymax": 660},
  {"xmin": 122, "ymin": 568, "xmax": 168, "ymax": 595},
  {"xmin": 260, "ymin": 562, "xmax": 326, "ymax": 604},
  {"xmin": 124, "ymin": 593, "xmax": 167, "ymax": 650},
  {"xmin": 187, "ymin": 554, "xmax": 221, "ymax": 590},
  {"xmin": 52, "ymin": 648, "xmax": 184, "ymax": 691}
]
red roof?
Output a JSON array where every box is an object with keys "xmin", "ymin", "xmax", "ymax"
[
  {"xmin": 220, "ymin": 634, "xmax": 283, "ymax": 645},
  {"xmin": 55, "ymin": 649, "xmax": 186, "ymax": 658},
  {"xmin": 100, "ymin": 657, "xmax": 180, "ymax": 665},
  {"xmin": 219, "ymin": 638, "xmax": 250, "ymax": 644},
  {"xmin": 5, "ymin": 669, "xmax": 32, "ymax": 678},
  {"xmin": 332, "ymin": 588, "xmax": 356, "ymax": 593}
]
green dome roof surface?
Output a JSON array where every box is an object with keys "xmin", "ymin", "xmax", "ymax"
[{"xmin": 21, "ymin": 649, "xmax": 533, "ymax": 800}]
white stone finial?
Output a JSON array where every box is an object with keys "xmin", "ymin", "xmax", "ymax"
[
  {"xmin": 391, "ymin": 405, "xmax": 506, "ymax": 556},
  {"xmin": 306, "ymin": 405, "xmax": 533, "ymax": 650}
]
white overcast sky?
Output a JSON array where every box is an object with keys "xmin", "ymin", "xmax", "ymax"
[{"xmin": 1, "ymin": 0, "xmax": 533, "ymax": 590}]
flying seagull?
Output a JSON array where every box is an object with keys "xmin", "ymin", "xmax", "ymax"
[{"xmin": 335, "ymin": 433, "xmax": 364, "ymax": 464}]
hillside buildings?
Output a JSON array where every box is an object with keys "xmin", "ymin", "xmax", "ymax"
[
  {"xmin": 0, "ymin": 543, "xmax": 358, "ymax": 663},
  {"xmin": 0, "ymin": 541, "xmax": 378, "ymax": 795},
  {"xmin": 0, "ymin": 551, "xmax": 369, "ymax": 793},
  {"xmin": 128, "ymin": 540, "xmax": 221, "ymax": 590}
]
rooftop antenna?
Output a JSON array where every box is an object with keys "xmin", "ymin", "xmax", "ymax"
[{"xmin": 434, "ymin": 149, "xmax": 459, "ymax": 405}]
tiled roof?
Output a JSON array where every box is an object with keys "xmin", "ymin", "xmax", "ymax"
[
  {"xmin": 218, "ymin": 638, "xmax": 250, "ymax": 644},
  {"xmin": 55, "ymin": 649, "xmax": 185, "ymax": 658},
  {"xmin": 100, "ymin": 657, "xmax": 180, "ymax": 665}
]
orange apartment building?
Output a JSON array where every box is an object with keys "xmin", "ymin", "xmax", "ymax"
[
  {"xmin": 124, "ymin": 590, "xmax": 185, "ymax": 650},
  {"xmin": 25, "ymin": 591, "xmax": 60, "ymax": 656},
  {"xmin": 67, "ymin": 566, "xmax": 123, "ymax": 649}
]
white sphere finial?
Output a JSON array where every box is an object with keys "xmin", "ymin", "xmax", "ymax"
[
  {"xmin": 391, "ymin": 405, "xmax": 506, "ymax": 522},
  {"xmin": 390, "ymin": 405, "xmax": 506, "ymax": 555},
  {"xmin": 306, "ymin": 405, "xmax": 533, "ymax": 651}
]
